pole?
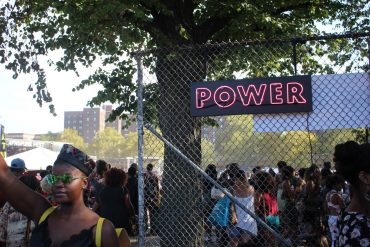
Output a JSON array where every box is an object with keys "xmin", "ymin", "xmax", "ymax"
[
  {"xmin": 292, "ymin": 40, "xmax": 298, "ymax": 76},
  {"xmin": 366, "ymin": 38, "xmax": 370, "ymax": 144},
  {"xmin": 136, "ymin": 53, "xmax": 145, "ymax": 247}
]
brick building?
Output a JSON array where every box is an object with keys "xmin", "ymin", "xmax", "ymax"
[{"xmin": 64, "ymin": 105, "xmax": 124, "ymax": 144}]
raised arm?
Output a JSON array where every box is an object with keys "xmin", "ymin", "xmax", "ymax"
[{"xmin": 0, "ymin": 155, "xmax": 51, "ymax": 223}]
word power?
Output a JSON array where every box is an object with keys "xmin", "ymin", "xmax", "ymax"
[{"xmin": 190, "ymin": 75, "xmax": 312, "ymax": 117}]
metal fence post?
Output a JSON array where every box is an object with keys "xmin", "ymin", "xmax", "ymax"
[
  {"xmin": 136, "ymin": 53, "xmax": 145, "ymax": 247},
  {"xmin": 292, "ymin": 39, "xmax": 298, "ymax": 76},
  {"xmin": 366, "ymin": 38, "xmax": 370, "ymax": 144}
]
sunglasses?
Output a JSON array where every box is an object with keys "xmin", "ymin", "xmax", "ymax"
[{"xmin": 46, "ymin": 174, "xmax": 86, "ymax": 185}]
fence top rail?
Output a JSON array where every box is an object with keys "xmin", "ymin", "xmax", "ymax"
[{"xmin": 131, "ymin": 32, "xmax": 370, "ymax": 56}]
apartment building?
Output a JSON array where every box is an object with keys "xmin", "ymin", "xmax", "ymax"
[{"xmin": 64, "ymin": 106, "xmax": 120, "ymax": 143}]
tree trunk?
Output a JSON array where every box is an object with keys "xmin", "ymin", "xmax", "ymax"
[{"xmin": 154, "ymin": 50, "xmax": 206, "ymax": 247}]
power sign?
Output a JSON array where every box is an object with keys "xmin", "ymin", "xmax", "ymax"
[{"xmin": 190, "ymin": 75, "xmax": 312, "ymax": 117}]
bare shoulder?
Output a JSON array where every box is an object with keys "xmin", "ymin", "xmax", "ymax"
[{"xmin": 101, "ymin": 219, "xmax": 119, "ymax": 247}]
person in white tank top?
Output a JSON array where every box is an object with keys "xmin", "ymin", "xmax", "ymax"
[{"xmin": 228, "ymin": 169, "xmax": 257, "ymax": 247}]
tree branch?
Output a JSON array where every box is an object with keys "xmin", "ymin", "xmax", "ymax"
[
  {"xmin": 194, "ymin": 16, "xmax": 233, "ymax": 43},
  {"xmin": 273, "ymin": 1, "xmax": 323, "ymax": 15}
]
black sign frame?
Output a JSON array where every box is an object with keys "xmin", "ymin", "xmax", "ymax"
[{"xmin": 190, "ymin": 75, "xmax": 312, "ymax": 117}]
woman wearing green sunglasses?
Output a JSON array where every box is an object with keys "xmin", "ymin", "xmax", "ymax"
[{"xmin": 0, "ymin": 144, "xmax": 119, "ymax": 247}]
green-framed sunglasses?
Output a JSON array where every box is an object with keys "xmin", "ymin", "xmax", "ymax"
[{"xmin": 46, "ymin": 174, "xmax": 86, "ymax": 185}]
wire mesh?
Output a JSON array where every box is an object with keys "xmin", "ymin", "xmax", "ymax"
[{"xmin": 136, "ymin": 34, "xmax": 370, "ymax": 247}]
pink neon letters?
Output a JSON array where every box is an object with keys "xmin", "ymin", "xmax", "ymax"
[
  {"xmin": 196, "ymin": 88, "xmax": 212, "ymax": 108},
  {"xmin": 214, "ymin": 86, "xmax": 236, "ymax": 108},
  {"xmin": 195, "ymin": 81, "xmax": 307, "ymax": 109},
  {"xmin": 287, "ymin": 82, "xmax": 307, "ymax": 104},
  {"xmin": 270, "ymin": 83, "xmax": 283, "ymax": 104},
  {"xmin": 237, "ymin": 84, "xmax": 267, "ymax": 106}
]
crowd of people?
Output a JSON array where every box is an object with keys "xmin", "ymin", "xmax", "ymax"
[
  {"xmin": 202, "ymin": 141, "xmax": 370, "ymax": 247},
  {"xmin": 0, "ymin": 140, "xmax": 368, "ymax": 247}
]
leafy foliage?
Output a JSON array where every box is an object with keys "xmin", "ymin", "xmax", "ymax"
[
  {"xmin": 60, "ymin": 128, "xmax": 86, "ymax": 150},
  {"xmin": 87, "ymin": 127, "xmax": 126, "ymax": 158},
  {"xmin": 40, "ymin": 131, "xmax": 61, "ymax": 141},
  {"xmin": 1, "ymin": 0, "xmax": 368, "ymax": 120}
]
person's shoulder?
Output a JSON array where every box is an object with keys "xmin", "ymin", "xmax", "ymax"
[
  {"xmin": 99, "ymin": 218, "xmax": 119, "ymax": 247},
  {"xmin": 100, "ymin": 218, "xmax": 115, "ymax": 231}
]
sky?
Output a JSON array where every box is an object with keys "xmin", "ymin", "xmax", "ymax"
[{"xmin": 0, "ymin": 52, "xmax": 103, "ymax": 134}]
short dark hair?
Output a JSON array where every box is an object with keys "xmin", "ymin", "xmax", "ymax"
[
  {"xmin": 252, "ymin": 166, "xmax": 261, "ymax": 174},
  {"xmin": 147, "ymin": 163, "xmax": 154, "ymax": 171},
  {"xmin": 104, "ymin": 168, "xmax": 126, "ymax": 187},
  {"xmin": 277, "ymin": 161, "xmax": 287, "ymax": 170},
  {"xmin": 130, "ymin": 163, "xmax": 138, "ymax": 169},
  {"xmin": 96, "ymin": 160, "xmax": 108, "ymax": 176}
]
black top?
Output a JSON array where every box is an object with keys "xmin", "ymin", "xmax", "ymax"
[
  {"xmin": 98, "ymin": 186, "xmax": 130, "ymax": 230},
  {"xmin": 127, "ymin": 176, "xmax": 138, "ymax": 215},
  {"xmin": 91, "ymin": 178, "xmax": 104, "ymax": 199},
  {"xmin": 30, "ymin": 218, "xmax": 96, "ymax": 247},
  {"xmin": 337, "ymin": 210, "xmax": 370, "ymax": 246}
]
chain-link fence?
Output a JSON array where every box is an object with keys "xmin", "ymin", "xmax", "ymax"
[{"xmin": 135, "ymin": 33, "xmax": 370, "ymax": 247}]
